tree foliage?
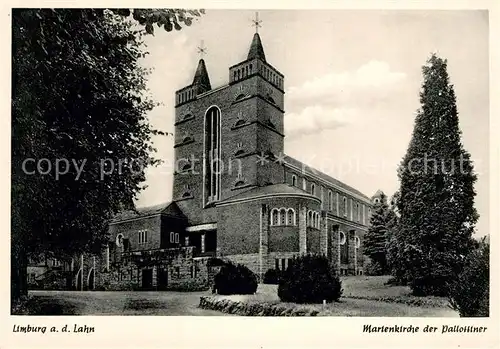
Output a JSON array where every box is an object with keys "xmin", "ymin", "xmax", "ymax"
[
  {"xmin": 363, "ymin": 192, "xmax": 393, "ymax": 275},
  {"xmin": 448, "ymin": 237, "xmax": 489, "ymax": 317},
  {"xmin": 394, "ymin": 54, "xmax": 478, "ymax": 296},
  {"xmin": 11, "ymin": 9, "xmax": 203, "ymax": 305}
]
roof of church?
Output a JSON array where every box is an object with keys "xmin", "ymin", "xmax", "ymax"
[
  {"xmin": 192, "ymin": 59, "xmax": 211, "ymax": 90},
  {"xmin": 217, "ymin": 183, "xmax": 319, "ymax": 204},
  {"xmin": 371, "ymin": 189, "xmax": 385, "ymax": 199},
  {"xmin": 284, "ymin": 155, "xmax": 370, "ymax": 201},
  {"xmin": 110, "ymin": 201, "xmax": 186, "ymax": 223},
  {"xmin": 247, "ymin": 33, "xmax": 266, "ymax": 61}
]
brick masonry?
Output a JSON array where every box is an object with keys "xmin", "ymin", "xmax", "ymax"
[{"xmin": 32, "ymin": 32, "xmax": 378, "ymax": 292}]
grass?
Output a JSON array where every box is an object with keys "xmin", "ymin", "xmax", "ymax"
[{"xmin": 215, "ymin": 276, "xmax": 457, "ymax": 317}]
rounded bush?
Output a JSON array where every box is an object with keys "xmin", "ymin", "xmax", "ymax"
[
  {"xmin": 278, "ymin": 254, "xmax": 342, "ymax": 303},
  {"xmin": 213, "ymin": 262, "xmax": 258, "ymax": 295},
  {"xmin": 263, "ymin": 268, "xmax": 281, "ymax": 284}
]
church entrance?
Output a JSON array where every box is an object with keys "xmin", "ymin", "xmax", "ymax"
[
  {"xmin": 141, "ymin": 269, "xmax": 153, "ymax": 290},
  {"xmin": 157, "ymin": 268, "xmax": 169, "ymax": 291}
]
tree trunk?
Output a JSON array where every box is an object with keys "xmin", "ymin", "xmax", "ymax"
[{"xmin": 11, "ymin": 243, "xmax": 28, "ymax": 312}]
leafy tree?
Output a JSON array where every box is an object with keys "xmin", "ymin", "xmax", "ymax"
[
  {"xmin": 11, "ymin": 9, "xmax": 202, "ymax": 308},
  {"xmin": 395, "ymin": 54, "xmax": 478, "ymax": 296},
  {"xmin": 363, "ymin": 192, "xmax": 391, "ymax": 275}
]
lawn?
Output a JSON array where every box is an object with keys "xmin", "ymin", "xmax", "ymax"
[{"xmin": 214, "ymin": 276, "xmax": 458, "ymax": 317}]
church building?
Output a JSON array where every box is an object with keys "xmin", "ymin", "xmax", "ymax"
[{"xmin": 30, "ymin": 29, "xmax": 376, "ymax": 291}]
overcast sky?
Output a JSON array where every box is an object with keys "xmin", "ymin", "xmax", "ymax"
[{"xmin": 136, "ymin": 10, "xmax": 489, "ymax": 236}]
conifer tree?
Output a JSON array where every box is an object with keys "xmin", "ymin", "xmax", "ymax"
[
  {"xmin": 395, "ymin": 54, "xmax": 478, "ymax": 296},
  {"xmin": 363, "ymin": 192, "xmax": 391, "ymax": 275}
]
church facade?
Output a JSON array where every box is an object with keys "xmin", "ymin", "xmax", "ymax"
[{"xmin": 29, "ymin": 32, "xmax": 375, "ymax": 291}]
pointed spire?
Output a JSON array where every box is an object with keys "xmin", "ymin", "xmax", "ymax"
[
  {"xmin": 247, "ymin": 32, "xmax": 266, "ymax": 62},
  {"xmin": 192, "ymin": 59, "xmax": 211, "ymax": 92}
]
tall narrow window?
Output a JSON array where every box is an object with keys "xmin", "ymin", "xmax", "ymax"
[
  {"xmin": 311, "ymin": 184, "xmax": 316, "ymax": 196},
  {"xmin": 292, "ymin": 175, "xmax": 297, "ymax": 187},
  {"xmin": 271, "ymin": 209, "xmax": 279, "ymax": 226},
  {"xmin": 205, "ymin": 107, "xmax": 221, "ymax": 203},
  {"xmin": 280, "ymin": 208, "xmax": 287, "ymax": 226},
  {"xmin": 287, "ymin": 209, "xmax": 295, "ymax": 226},
  {"xmin": 350, "ymin": 199, "xmax": 353, "ymax": 220},
  {"xmin": 343, "ymin": 197, "xmax": 347, "ymax": 217},
  {"xmin": 328, "ymin": 191, "xmax": 333, "ymax": 211}
]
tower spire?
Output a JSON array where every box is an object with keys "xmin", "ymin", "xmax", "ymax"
[
  {"xmin": 192, "ymin": 41, "xmax": 211, "ymax": 92},
  {"xmin": 247, "ymin": 13, "xmax": 266, "ymax": 62}
]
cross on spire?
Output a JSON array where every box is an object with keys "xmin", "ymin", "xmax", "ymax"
[
  {"xmin": 197, "ymin": 40, "xmax": 207, "ymax": 59},
  {"xmin": 252, "ymin": 12, "xmax": 262, "ymax": 33}
]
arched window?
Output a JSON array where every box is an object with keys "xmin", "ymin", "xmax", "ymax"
[
  {"xmin": 205, "ymin": 106, "xmax": 221, "ymax": 203},
  {"xmin": 355, "ymin": 236, "xmax": 361, "ymax": 249},
  {"xmin": 280, "ymin": 208, "xmax": 287, "ymax": 226},
  {"xmin": 328, "ymin": 191, "xmax": 333, "ymax": 211},
  {"xmin": 234, "ymin": 180, "xmax": 245, "ymax": 188},
  {"xmin": 316, "ymin": 213, "xmax": 321, "ymax": 229},
  {"xmin": 271, "ymin": 209, "xmax": 279, "ymax": 226},
  {"xmin": 233, "ymin": 71, "xmax": 237, "ymax": 81},
  {"xmin": 266, "ymin": 94, "xmax": 276, "ymax": 104},
  {"xmin": 292, "ymin": 175, "xmax": 297, "ymax": 187},
  {"xmin": 234, "ymin": 119, "xmax": 246, "ymax": 127},
  {"xmin": 249, "ymin": 64, "xmax": 253, "ymax": 73},
  {"xmin": 307, "ymin": 210, "xmax": 312, "ymax": 227},
  {"xmin": 339, "ymin": 231, "xmax": 346, "ymax": 245},
  {"xmin": 287, "ymin": 208, "xmax": 295, "ymax": 226},
  {"xmin": 311, "ymin": 184, "xmax": 316, "ymax": 196}
]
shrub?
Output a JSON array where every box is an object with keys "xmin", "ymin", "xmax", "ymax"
[
  {"xmin": 213, "ymin": 262, "xmax": 258, "ymax": 295},
  {"xmin": 365, "ymin": 260, "xmax": 385, "ymax": 276},
  {"xmin": 263, "ymin": 268, "xmax": 281, "ymax": 284},
  {"xmin": 278, "ymin": 254, "xmax": 342, "ymax": 303},
  {"xmin": 448, "ymin": 242, "xmax": 489, "ymax": 317}
]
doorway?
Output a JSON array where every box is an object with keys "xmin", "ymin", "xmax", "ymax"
[
  {"xmin": 142, "ymin": 269, "xmax": 153, "ymax": 290},
  {"xmin": 157, "ymin": 268, "xmax": 169, "ymax": 291}
]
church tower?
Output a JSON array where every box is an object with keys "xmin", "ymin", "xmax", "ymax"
[{"xmin": 173, "ymin": 27, "xmax": 286, "ymax": 224}]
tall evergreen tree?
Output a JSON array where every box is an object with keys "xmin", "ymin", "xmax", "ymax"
[
  {"xmin": 395, "ymin": 54, "xmax": 478, "ymax": 296},
  {"xmin": 363, "ymin": 192, "xmax": 391, "ymax": 275}
]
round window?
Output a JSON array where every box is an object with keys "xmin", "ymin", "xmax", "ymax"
[{"xmin": 339, "ymin": 231, "xmax": 346, "ymax": 245}]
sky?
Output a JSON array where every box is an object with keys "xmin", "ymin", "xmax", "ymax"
[{"xmin": 136, "ymin": 10, "xmax": 489, "ymax": 236}]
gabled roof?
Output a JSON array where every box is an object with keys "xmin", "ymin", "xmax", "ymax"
[
  {"xmin": 284, "ymin": 155, "xmax": 370, "ymax": 201},
  {"xmin": 110, "ymin": 201, "xmax": 186, "ymax": 224},
  {"xmin": 217, "ymin": 183, "xmax": 319, "ymax": 205},
  {"xmin": 247, "ymin": 33, "xmax": 266, "ymax": 61}
]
